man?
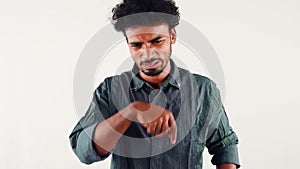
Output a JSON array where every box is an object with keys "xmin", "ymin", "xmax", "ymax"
[{"xmin": 69, "ymin": 0, "xmax": 240, "ymax": 168}]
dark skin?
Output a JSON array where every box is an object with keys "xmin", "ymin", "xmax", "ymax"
[
  {"xmin": 93, "ymin": 23, "xmax": 236, "ymax": 169},
  {"xmin": 93, "ymin": 101, "xmax": 177, "ymax": 156}
]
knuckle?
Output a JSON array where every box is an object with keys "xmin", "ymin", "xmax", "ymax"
[
  {"xmin": 159, "ymin": 117, "xmax": 163, "ymax": 123},
  {"xmin": 163, "ymin": 115, "xmax": 169, "ymax": 121}
]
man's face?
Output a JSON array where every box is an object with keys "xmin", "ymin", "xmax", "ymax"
[{"xmin": 124, "ymin": 23, "xmax": 176, "ymax": 76}]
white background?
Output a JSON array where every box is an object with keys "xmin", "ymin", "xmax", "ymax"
[{"xmin": 1, "ymin": 0, "xmax": 300, "ymax": 168}]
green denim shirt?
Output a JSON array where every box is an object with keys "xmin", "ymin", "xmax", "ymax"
[{"xmin": 69, "ymin": 60, "xmax": 240, "ymax": 169}]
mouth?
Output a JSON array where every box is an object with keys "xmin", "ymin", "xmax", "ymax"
[{"xmin": 141, "ymin": 60, "xmax": 161, "ymax": 69}]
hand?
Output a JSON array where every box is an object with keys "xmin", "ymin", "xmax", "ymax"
[
  {"xmin": 131, "ymin": 101, "xmax": 177, "ymax": 144},
  {"xmin": 217, "ymin": 163, "xmax": 237, "ymax": 169}
]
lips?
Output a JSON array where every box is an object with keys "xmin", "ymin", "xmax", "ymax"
[{"xmin": 142, "ymin": 60, "xmax": 160, "ymax": 69}]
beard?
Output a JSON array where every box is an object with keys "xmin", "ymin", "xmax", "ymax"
[{"xmin": 142, "ymin": 68, "xmax": 164, "ymax": 76}]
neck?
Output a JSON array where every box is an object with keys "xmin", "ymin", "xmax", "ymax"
[{"xmin": 139, "ymin": 61, "xmax": 171, "ymax": 88}]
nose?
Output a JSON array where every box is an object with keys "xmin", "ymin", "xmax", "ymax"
[{"xmin": 142, "ymin": 43, "xmax": 153, "ymax": 60}]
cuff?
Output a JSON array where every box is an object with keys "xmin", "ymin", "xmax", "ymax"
[
  {"xmin": 211, "ymin": 145, "xmax": 240, "ymax": 168},
  {"xmin": 75, "ymin": 123, "xmax": 111, "ymax": 164}
]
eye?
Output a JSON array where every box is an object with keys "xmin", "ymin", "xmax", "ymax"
[
  {"xmin": 130, "ymin": 42, "xmax": 142, "ymax": 48},
  {"xmin": 150, "ymin": 37, "xmax": 165, "ymax": 46},
  {"xmin": 152, "ymin": 40, "xmax": 163, "ymax": 45}
]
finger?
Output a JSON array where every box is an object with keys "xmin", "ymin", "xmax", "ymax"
[
  {"xmin": 140, "ymin": 122, "xmax": 147, "ymax": 128},
  {"xmin": 168, "ymin": 115, "xmax": 177, "ymax": 144},
  {"xmin": 155, "ymin": 127, "xmax": 169, "ymax": 138},
  {"xmin": 156, "ymin": 115, "xmax": 170, "ymax": 138},
  {"xmin": 154, "ymin": 117, "xmax": 163, "ymax": 135},
  {"xmin": 161, "ymin": 115, "xmax": 169, "ymax": 133},
  {"xmin": 168, "ymin": 125, "xmax": 177, "ymax": 144},
  {"xmin": 147, "ymin": 122, "xmax": 157, "ymax": 134}
]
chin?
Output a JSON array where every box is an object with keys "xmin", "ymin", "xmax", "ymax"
[{"xmin": 143, "ymin": 69, "xmax": 163, "ymax": 76}]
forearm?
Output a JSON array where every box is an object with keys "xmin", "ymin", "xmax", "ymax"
[
  {"xmin": 217, "ymin": 163, "xmax": 237, "ymax": 169},
  {"xmin": 93, "ymin": 106, "xmax": 134, "ymax": 156}
]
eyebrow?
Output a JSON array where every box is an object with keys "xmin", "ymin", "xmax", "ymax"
[
  {"xmin": 128, "ymin": 36, "xmax": 163, "ymax": 45},
  {"xmin": 148, "ymin": 37, "xmax": 163, "ymax": 43},
  {"xmin": 128, "ymin": 42, "xmax": 142, "ymax": 46}
]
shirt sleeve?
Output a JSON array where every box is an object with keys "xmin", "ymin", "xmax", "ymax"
[
  {"xmin": 69, "ymin": 80, "xmax": 112, "ymax": 164},
  {"xmin": 204, "ymin": 81, "xmax": 241, "ymax": 168}
]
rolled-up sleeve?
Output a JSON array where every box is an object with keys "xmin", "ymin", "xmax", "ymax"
[
  {"xmin": 69, "ymin": 80, "xmax": 112, "ymax": 164},
  {"xmin": 205, "ymin": 81, "xmax": 240, "ymax": 168}
]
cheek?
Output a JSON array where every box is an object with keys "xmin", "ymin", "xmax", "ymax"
[
  {"xmin": 130, "ymin": 52, "xmax": 142, "ymax": 64},
  {"xmin": 131, "ymin": 52, "xmax": 142, "ymax": 61},
  {"xmin": 156, "ymin": 45, "xmax": 171, "ymax": 56}
]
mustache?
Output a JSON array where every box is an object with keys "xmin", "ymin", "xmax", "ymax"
[{"xmin": 140, "ymin": 58, "xmax": 163, "ymax": 66}]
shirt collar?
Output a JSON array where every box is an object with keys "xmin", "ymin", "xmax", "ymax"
[{"xmin": 130, "ymin": 59, "xmax": 181, "ymax": 90}]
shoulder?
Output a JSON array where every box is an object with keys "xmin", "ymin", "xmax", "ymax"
[
  {"xmin": 177, "ymin": 67, "xmax": 216, "ymax": 88},
  {"xmin": 94, "ymin": 71, "xmax": 133, "ymax": 91},
  {"xmin": 192, "ymin": 73, "xmax": 216, "ymax": 88}
]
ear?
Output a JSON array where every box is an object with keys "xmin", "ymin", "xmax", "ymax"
[{"xmin": 170, "ymin": 28, "xmax": 177, "ymax": 44}]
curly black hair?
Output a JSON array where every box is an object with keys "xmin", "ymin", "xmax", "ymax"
[{"xmin": 111, "ymin": 0, "xmax": 180, "ymax": 32}]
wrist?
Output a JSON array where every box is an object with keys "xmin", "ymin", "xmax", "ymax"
[
  {"xmin": 116, "ymin": 104, "xmax": 135, "ymax": 122},
  {"xmin": 129, "ymin": 101, "xmax": 150, "ymax": 122}
]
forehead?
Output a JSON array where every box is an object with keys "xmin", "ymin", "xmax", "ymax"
[{"xmin": 124, "ymin": 23, "xmax": 170, "ymax": 39}]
